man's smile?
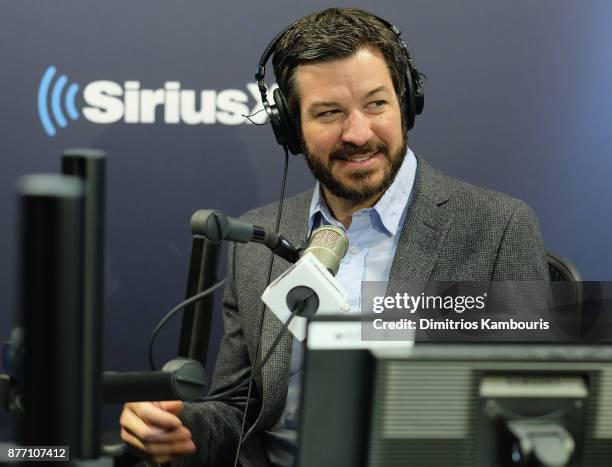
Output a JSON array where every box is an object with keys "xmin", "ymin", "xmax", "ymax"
[{"xmin": 333, "ymin": 152, "xmax": 383, "ymax": 169}]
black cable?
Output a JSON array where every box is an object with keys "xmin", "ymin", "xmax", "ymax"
[
  {"xmin": 242, "ymin": 108, "xmax": 270, "ymax": 125},
  {"xmin": 148, "ymin": 279, "xmax": 227, "ymax": 371},
  {"xmin": 233, "ymin": 145, "xmax": 290, "ymax": 467}
]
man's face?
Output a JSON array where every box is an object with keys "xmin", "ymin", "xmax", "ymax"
[{"xmin": 296, "ymin": 46, "xmax": 407, "ymax": 203}]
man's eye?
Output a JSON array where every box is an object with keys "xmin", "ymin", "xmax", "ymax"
[
  {"xmin": 316, "ymin": 110, "xmax": 339, "ymax": 118},
  {"xmin": 369, "ymin": 100, "xmax": 387, "ymax": 109}
]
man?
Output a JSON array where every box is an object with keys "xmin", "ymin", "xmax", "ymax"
[{"xmin": 119, "ymin": 8, "xmax": 549, "ymax": 467}]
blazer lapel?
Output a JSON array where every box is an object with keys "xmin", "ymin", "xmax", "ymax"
[{"xmin": 387, "ymin": 157, "xmax": 454, "ymax": 297}]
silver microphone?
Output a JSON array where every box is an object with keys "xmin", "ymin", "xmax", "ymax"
[{"xmin": 302, "ymin": 226, "xmax": 349, "ymax": 276}]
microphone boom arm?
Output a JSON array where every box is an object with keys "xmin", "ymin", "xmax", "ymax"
[{"xmin": 190, "ymin": 209, "xmax": 301, "ymax": 263}]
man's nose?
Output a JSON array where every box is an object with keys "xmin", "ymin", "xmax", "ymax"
[{"xmin": 341, "ymin": 111, "xmax": 374, "ymax": 147}]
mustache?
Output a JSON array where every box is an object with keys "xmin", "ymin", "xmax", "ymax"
[{"xmin": 330, "ymin": 141, "xmax": 389, "ymax": 161}]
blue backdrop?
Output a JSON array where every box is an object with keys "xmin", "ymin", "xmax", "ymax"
[{"xmin": 1, "ymin": 0, "xmax": 611, "ymax": 438}]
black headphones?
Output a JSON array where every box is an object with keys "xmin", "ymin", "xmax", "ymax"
[{"xmin": 254, "ymin": 14, "xmax": 425, "ymax": 155}]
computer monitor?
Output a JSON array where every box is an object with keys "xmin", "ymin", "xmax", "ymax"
[{"xmin": 297, "ymin": 316, "xmax": 612, "ymax": 467}]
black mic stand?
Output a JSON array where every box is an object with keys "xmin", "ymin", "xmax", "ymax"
[
  {"xmin": 178, "ymin": 207, "xmax": 303, "ymax": 369},
  {"xmin": 177, "ymin": 233, "xmax": 222, "ymax": 367},
  {"xmin": 62, "ymin": 150, "xmax": 208, "ymax": 404}
]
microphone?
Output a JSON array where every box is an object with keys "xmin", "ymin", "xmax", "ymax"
[
  {"xmin": 190, "ymin": 209, "xmax": 300, "ymax": 263},
  {"xmin": 261, "ymin": 225, "xmax": 350, "ymax": 341},
  {"xmin": 197, "ymin": 226, "xmax": 349, "ymax": 403}
]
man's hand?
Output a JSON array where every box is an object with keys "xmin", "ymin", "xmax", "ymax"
[{"xmin": 120, "ymin": 401, "xmax": 197, "ymax": 464}]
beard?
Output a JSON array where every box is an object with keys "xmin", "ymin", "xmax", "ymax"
[{"xmin": 302, "ymin": 135, "xmax": 408, "ymax": 203}]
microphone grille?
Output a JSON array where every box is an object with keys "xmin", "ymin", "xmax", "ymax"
[
  {"xmin": 303, "ymin": 226, "xmax": 349, "ymax": 275},
  {"xmin": 311, "ymin": 226, "xmax": 344, "ymax": 249}
]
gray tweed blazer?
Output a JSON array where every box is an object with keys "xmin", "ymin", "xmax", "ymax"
[{"xmin": 175, "ymin": 157, "xmax": 549, "ymax": 467}]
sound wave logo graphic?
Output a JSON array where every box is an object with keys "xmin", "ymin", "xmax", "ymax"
[{"xmin": 37, "ymin": 66, "xmax": 80, "ymax": 137}]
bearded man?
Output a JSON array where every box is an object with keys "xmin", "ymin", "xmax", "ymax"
[{"xmin": 119, "ymin": 8, "xmax": 550, "ymax": 467}]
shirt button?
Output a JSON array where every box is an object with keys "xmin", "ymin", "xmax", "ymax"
[{"xmin": 350, "ymin": 246, "xmax": 359, "ymax": 254}]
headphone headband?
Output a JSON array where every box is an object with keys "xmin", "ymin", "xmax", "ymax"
[{"xmin": 255, "ymin": 12, "xmax": 425, "ymax": 155}]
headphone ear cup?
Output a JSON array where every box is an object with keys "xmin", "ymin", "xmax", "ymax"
[
  {"xmin": 272, "ymin": 88, "xmax": 302, "ymax": 155},
  {"xmin": 403, "ymin": 67, "xmax": 417, "ymax": 131},
  {"xmin": 411, "ymin": 69, "xmax": 424, "ymax": 116}
]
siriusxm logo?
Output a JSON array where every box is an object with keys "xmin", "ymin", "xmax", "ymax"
[{"xmin": 37, "ymin": 66, "xmax": 275, "ymax": 137}]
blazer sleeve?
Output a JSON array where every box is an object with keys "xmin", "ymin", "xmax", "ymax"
[
  {"xmin": 488, "ymin": 200, "xmax": 552, "ymax": 316},
  {"xmin": 491, "ymin": 200, "xmax": 549, "ymax": 281}
]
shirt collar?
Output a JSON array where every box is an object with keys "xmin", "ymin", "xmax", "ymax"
[{"xmin": 308, "ymin": 147, "xmax": 417, "ymax": 235}]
